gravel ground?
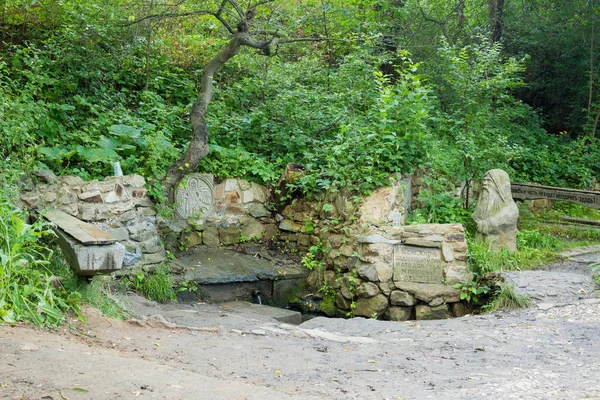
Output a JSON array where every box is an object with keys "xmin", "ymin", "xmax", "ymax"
[{"xmin": 1, "ymin": 249, "xmax": 599, "ymax": 400}]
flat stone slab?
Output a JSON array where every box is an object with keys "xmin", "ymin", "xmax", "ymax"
[
  {"xmin": 222, "ymin": 301, "xmax": 302, "ymax": 325},
  {"xmin": 175, "ymin": 247, "xmax": 307, "ymax": 285},
  {"xmin": 560, "ymin": 245, "xmax": 600, "ymax": 258},
  {"xmin": 44, "ymin": 209, "xmax": 115, "ymax": 244}
]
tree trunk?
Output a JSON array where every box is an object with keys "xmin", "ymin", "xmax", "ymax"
[
  {"xmin": 488, "ymin": 0, "xmax": 505, "ymax": 43},
  {"xmin": 162, "ymin": 35, "xmax": 244, "ymax": 202}
]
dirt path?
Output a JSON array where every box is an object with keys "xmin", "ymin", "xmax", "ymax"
[{"xmin": 1, "ymin": 249, "xmax": 600, "ymax": 400}]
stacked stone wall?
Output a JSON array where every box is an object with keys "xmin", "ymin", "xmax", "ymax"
[{"xmin": 19, "ymin": 173, "xmax": 165, "ymax": 267}]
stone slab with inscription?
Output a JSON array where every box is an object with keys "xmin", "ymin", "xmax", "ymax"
[
  {"xmin": 392, "ymin": 245, "xmax": 444, "ymax": 284},
  {"xmin": 175, "ymin": 174, "xmax": 216, "ymax": 218},
  {"xmin": 511, "ymin": 182, "xmax": 600, "ymax": 209}
]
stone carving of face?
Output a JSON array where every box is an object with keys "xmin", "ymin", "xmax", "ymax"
[{"xmin": 474, "ymin": 169, "xmax": 512, "ymax": 219}]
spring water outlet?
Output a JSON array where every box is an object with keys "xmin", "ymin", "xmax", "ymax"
[{"xmin": 252, "ymin": 289, "xmax": 262, "ymax": 305}]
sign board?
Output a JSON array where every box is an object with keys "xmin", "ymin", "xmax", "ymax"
[
  {"xmin": 175, "ymin": 174, "xmax": 215, "ymax": 218},
  {"xmin": 393, "ymin": 245, "xmax": 443, "ymax": 284},
  {"xmin": 511, "ymin": 183, "xmax": 600, "ymax": 210}
]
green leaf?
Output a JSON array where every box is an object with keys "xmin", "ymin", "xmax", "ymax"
[{"xmin": 108, "ymin": 124, "xmax": 141, "ymax": 139}]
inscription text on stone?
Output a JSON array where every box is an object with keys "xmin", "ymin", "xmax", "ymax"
[{"xmin": 393, "ymin": 245, "xmax": 443, "ymax": 283}]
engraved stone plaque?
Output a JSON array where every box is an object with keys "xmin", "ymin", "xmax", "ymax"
[
  {"xmin": 175, "ymin": 174, "xmax": 215, "ymax": 219},
  {"xmin": 393, "ymin": 245, "xmax": 443, "ymax": 284}
]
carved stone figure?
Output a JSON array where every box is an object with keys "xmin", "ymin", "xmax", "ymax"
[
  {"xmin": 175, "ymin": 174, "xmax": 215, "ymax": 219},
  {"xmin": 472, "ymin": 169, "xmax": 519, "ymax": 252}
]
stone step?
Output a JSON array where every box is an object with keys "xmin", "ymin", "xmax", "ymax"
[
  {"xmin": 221, "ymin": 301, "xmax": 302, "ymax": 325},
  {"xmin": 174, "ymin": 247, "xmax": 308, "ymax": 305}
]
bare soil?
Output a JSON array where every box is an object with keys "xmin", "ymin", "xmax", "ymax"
[{"xmin": 2, "ymin": 250, "xmax": 600, "ymax": 400}]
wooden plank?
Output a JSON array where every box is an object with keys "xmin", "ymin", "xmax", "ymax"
[
  {"xmin": 511, "ymin": 183, "xmax": 600, "ymax": 210},
  {"xmin": 44, "ymin": 209, "xmax": 116, "ymax": 245}
]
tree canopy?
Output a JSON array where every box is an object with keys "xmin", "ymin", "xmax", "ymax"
[{"xmin": 1, "ymin": 0, "xmax": 599, "ymax": 208}]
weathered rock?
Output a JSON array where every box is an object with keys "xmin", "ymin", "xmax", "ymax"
[
  {"xmin": 451, "ymin": 302, "xmax": 467, "ymax": 317},
  {"xmin": 122, "ymin": 174, "xmax": 146, "ymax": 188},
  {"xmin": 219, "ymin": 225, "xmax": 240, "ymax": 245},
  {"xmin": 55, "ymin": 228, "xmax": 124, "ymax": 276},
  {"xmin": 242, "ymin": 183, "xmax": 269, "ymax": 204},
  {"xmin": 297, "ymin": 234, "xmax": 311, "ymax": 248},
  {"xmin": 106, "ymin": 227, "xmax": 129, "ymax": 241},
  {"xmin": 354, "ymin": 294, "xmax": 388, "ymax": 318},
  {"xmin": 415, "ymin": 304, "xmax": 451, "ymax": 320},
  {"xmin": 182, "ymin": 231, "xmax": 203, "ymax": 248},
  {"xmin": 390, "ymin": 290, "xmax": 416, "ymax": 306},
  {"xmin": 393, "ymin": 282, "xmax": 461, "ymax": 303},
  {"xmin": 279, "ymin": 219, "xmax": 302, "ymax": 232},
  {"xmin": 79, "ymin": 190, "xmax": 103, "ymax": 203},
  {"xmin": 378, "ymin": 281, "xmax": 395, "ymax": 296},
  {"xmin": 31, "ymin": 169, "xmax": 58, "ymax": 184},
  {"xmin": 356, "ymin": 282, "xmax": 380, "ymax": 298},
  {"xmin": 441, "ymin": 243, "xmax": 454, "ymax": 262},
  {"xmin": 335, "ymin": 292, "xmax": 352, "ymax": 310},
  {"xmin": 241, "ymin": 220, "xmax": 265, "ymax": 241},
  {"xmin": 127, "ymin": 219, "xmax": 158, "ymax": 242},
  {"xmin": 247, "ymin": 203, "xmax": 271, "ymax": 218},
  {"xmin": 140, "ymin": 251, "xmax": 166, "ymax": 265},
  {"xmin": 137, "ymin": 207, "xmax": 157, "ymax": 217},
  {"xmin": 387, "ymin": 306, "xmax": 412, "ymax": 321},
  {"xmin": 139, "ymin": 237, "xmax": 162, "ymax": 254}
]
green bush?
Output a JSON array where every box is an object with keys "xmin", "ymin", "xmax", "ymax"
[{"xmin": 0, "ymin": 195, "xmax": 82, "ymax": 326}]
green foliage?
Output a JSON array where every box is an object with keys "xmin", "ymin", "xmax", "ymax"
[
  {"xmin": 484, "ymin": 284, "xmax": 530, "ymax": 312},
  {"xmin": 467, "ymin": 239, "xmax": 557, "ymax": 276},
  {"xmin": 122, "ymin": 265, "xmax": 176, "ymax": 304},
  {"xmin": 454, "ymin": 281, "xmax": 490, "ymax": 304},
  {"xmin": 0, "ymin": 196, "xmax": 82, "ymax": 326}
]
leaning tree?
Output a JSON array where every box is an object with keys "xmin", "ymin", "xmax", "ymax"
[{"xmin": 131, "ymin": 0, "xmax": 338, "ymax": 202}]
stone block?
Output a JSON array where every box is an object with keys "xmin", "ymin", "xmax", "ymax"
[
  {"xmin": 219, "ymin": 225, "xmax": 240, "ymax": 245},
  {"xmin": 390, "ymin": 290, "xmax": 416, "ymax": 306},
  {"xmin": 356, "ymin": 282, "xmax": 380, "ymax": 298},
  {"xmin": 139, "ymin": 236, "xmax": 162, "ymax": 254},
  {"xmin": 378, "ymin": 281, "xmax": 395, "ymax": 296},
  {"xmin": 335, "ymin": 292, "xmax": 352, "ymax": 310},
  {"xmin": 297, "ymin": 233, "xmax": 310, "ymax": 248},
  {"xmin": 415, "ymin": 304, "xmax": 451, "ymax": 320},
  {"xmin": 263, "ymin": 224, "xmax": 279, "ymax": 240},
  {"xmin": 403, "ymin": 238, "xmax": 443, "ymax": 248},
  {"xmin": 79, "ymin": 190, "xmax": 103, "ymax": 203},
  {"xmin": 242, "ymin": 183, "xmax": 270, "ymax": 204},
  {"xmin": 226, "ymin": 190, "xmax": 242, "ymax": 206},
  {"xmin": 224, "ymin": 179, "xmax": 240, "ymax": 192},
  {"xmin": 279, "ymin": 219, "xmax": 302, "ymax": 232},
  {"xmin": 451, "ymin": 302, "xmax": 467, "ymax": 317},
  {"xmin": 55, "ymin": 228, "xmax": 124, "ymax": 276},
  {"xmin": 137, "ymin": 207, "xmax": 157, "ymax": 217},
  {"xmin": 442, "ymin": 243, "xmax": 454, "ymax": 262},
  {"xmin": 393, "ymin": 281, "xmax": 461, "ymax": 303},
  {"xmin": 140, "ymin": 251, "xmax": 166, "ymax": 265},
  {"xmin": 238, "ymin": 180, "xmax": 252, "ymax": 190},
  {"xmin": 387, "ymin": 306, "xmax": 412, "ymax": 321},
  {"xmin": 127, "ymin": 219, "xmax": 158, "ymax": 242},
  {"xmin": 122, "ymin": 174, "xmax": 146, "ymax": 188},
  {"xmin": 247, "ymin": 203, "xmax": 271, "ymax": 218},
  {"xmin": 444, "ymin": 264, "xmax": 473, "ymax": 284},
  {"xmin": 241, "ymin": 220, "xmax": 265, "ymax": 240},
  {"xmin": 41, "ymin": 191, "xmax": 57, "ymax": 203},
  {"xmin": 354, "ymin": 294, "xmax": 388, "ymax": 318},
  {"xmin": 106, "ymin": 227, "xmax": 129, "ymax": 241}
]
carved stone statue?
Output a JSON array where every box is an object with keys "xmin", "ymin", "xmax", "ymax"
[{"xmin": 472, "ymin": 169, "xmax": 519, "ymax": 252}]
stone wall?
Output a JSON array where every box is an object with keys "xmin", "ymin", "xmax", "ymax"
[
  {"xmin": 348, "ymin": 224, "xmax": 470, "ymax": 320},
  {"xmin": 19, "ymin": 173, "xmax": 165, "ymax": 267},
  {"xmin": 161, "ymin": 175, "xmax": 278, "ymax": 250}
]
